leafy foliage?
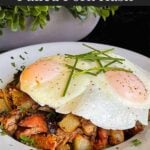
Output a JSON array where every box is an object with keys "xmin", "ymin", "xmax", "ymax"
[{"xmin": 0, "ymin": 6, "xmax": 118, "ymax": 34}]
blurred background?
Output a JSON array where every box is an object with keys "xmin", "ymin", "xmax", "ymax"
[
  {"xmin": 81, "ymin": 6, "xmax": 150, "ymax": 57},
  {"xmin": 0, "ymin": 6, "xmax": 150, "ymax": 58}
]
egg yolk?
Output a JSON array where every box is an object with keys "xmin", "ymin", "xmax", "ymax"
[
  {"xmin": 20, "ymin": 59, "xmax": 63, "ymax": 87},
  {"xmin": 105, "ymin": 71, "xmax": 147, "ymax": 102}
]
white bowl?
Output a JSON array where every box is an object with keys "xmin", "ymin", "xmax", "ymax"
[{"xmin": 0, "ymin": 42, "xmax": 149, "ymax": 150}]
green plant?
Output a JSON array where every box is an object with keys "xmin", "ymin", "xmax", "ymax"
[{"xmin": 0, "ymin": 6, "xmax": 118, "ymax": 34}]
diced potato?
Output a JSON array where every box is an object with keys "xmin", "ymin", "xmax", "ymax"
[
  {"xmin": 0, "ymin": 98, "xmax": 9, "ymax": 112},
  {"xmin": 1, "ymin": 89, "xmax": 12, "ymax": 111},
  {"xmin": 58, "ymin": 114, "xmax": 80, "ymax": 133},
  {"xmin": 11, "ymin": 89, "xmax": 34, "ymax": 109},
  {"xmin": 109, "ymin": 130, "xmax": 124, "ymax": 145},
  {"xmin": 81, "ymin": 119, "xmax": 96, "ymax": 136},
  {"xmin": 73, "ymin": 134, "xmax": 92, "ymax": 150},
  {"xmin": 56, "ymin": 144, "xmax": 70, "ymax": 150}
]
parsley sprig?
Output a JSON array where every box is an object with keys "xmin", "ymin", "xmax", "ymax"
[
  {"xmin": 0, "ymin": 125, "xmax": 6, "ymax": 135},
  {"xmin": 63, "ymin": 44, "xmax": 132, "ymax": 96},
  {"xmin": 131, "ymin": 139, "xmax": 142, "ymax": 146}
]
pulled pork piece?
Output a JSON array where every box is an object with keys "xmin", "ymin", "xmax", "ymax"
[
  {"xmin": 108, "ymin": 130, "xmax": 124, "ymax": 145},
  {"xmin": 56, "ymin": 128, "xmax": 83, "ymax": 146},
  {"xmin": 125, "ymin": 121, "xmax": 144, "ymax": 138},
  {"xmin": 0, "ymin": 89, "xmax": 12, "ymax": 111},
  {"xmin": 32, "ymin": 134, "xmax": 57, "ymax": 150},
  {"xmin": 0, "ymin": 109, "xmax": 23, "ymax": 135},
  {"xmin": 16, "ymin": 114, "xmax": 48, "ymax": 138},
  {"xmin": 93, "ymin": 128, "xmax": 109, "ymax": 150}
]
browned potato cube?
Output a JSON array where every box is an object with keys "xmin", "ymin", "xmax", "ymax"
[
  {"xmin": 0, "ymin": 98, "xmax": 9, "ymax": 112},
  {"xmin": 109, "ymin": 130, "xmax": 124, "ymax": 145},
  {"xmin": 81, "ymin": 119, "xmax": 96, "ymax": 136},
  {"xmin": 73, "ymin": 134, "xmax": 92, "ymax": 150},
  {"xmin": 58, "ymin": 114, "xmax": 80, "ymax": 132},
  {"xmin": 56, "ymin": 144, "xmax": 70, "ymax": 150}
]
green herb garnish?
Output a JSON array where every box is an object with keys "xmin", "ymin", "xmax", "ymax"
[
  {"xmin": 18, "ymin": 106, "xmax": 26, "ymax": 113},
  {"xmin": 0, "ymin": 78, "xmax": 3, "ymax": 83},
  {"xmin": 83, "ymin": 44, "xmax": 122, "ymax": 64},
  {"xmin": 0, "ymin": 125, "xmax": 6, "ymax": 135},
  {"xmin": 19, "ymin": 135, "xmax": 34, "ymax": 146},
  {"xmin": 74, "ymin": 67, "xmax": 132, "ymax": 77},
  {"xmin": 11, "ymin": 62, "xmax": 16, "ymax": 67},
  {"xmin": 83, "ymin": 43, "xmax": 114, "ymax": 54},
  {"xmin": 66, "ymin": 64, "xmax": 97, "ymax": 76},
  {"xmin": 63, "ymin": 57, "xmax": 78, "ymax": 96},
  {"xmin": 19, "ymin": 55, "xmax": 25, "ymax": 60},
  {"xmin": 20, "ymin": 65, "xmax": 25, "ymax": 70},
  {"xmin": 64, "ymin": 44, "xmax": 132, "ymax": 97},
  {"xmin": 10, "ymin": 56, "xmax": 14, "ymax": 59},
  {"xmin": 24, "ymin": 51, "xmax": 28, "ymax": 54},
  {"xmin": 131, "ymin": 139, "xmax": 142, "ymax": 146},
  {"xmin": 38, "ymin": 47, "xmax": 44, "ymax": 52}
]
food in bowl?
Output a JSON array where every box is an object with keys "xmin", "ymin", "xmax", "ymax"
[{"xmin": 0, "ymin": 44, "xmax": 149, "ymax": 150}]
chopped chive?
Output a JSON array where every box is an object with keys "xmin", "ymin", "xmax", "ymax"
[
  {"xmin": 82, "ymin": 44, "xmax": 123, "ymax": 64},
  {"xmin": 66, "ymin": 54, "xmax": 125, "ymax": 62},
  {"xmin": 104, "ymin": 60, "xmax": 118, "ymax": 67},
  {"xmin": 66, "ymin": 64, "xmax": 97, "ymax": 76},
  {"xmin": 83, "ymin": 43, "xmax": 114, "ymax": 53},
  {"xmin": 96, "ymin": 60, "xmax": 103, "ymax": 67},
  {"xmin": 96, "ymin": 60, "xmax": 104, "ymax": 74},
  {"xmin": 74, "ymin": 67, "xmax": 105, "ymax": 76},
  {"xmin": 102, "ymin": 53, "xmax": 123, "ymax": 64},
  {"xmin": 81, "ymin": 56, "xmax": 125, "ymax": 61},
  {"xmin": 105, "ymin": 67, "xmax": 133, "ymax": 73},
  {"xmin": 75, "ymin": 67, "xmax": 132, "ymax": 75},
  {"xmin": 63, "ymin": 57, "xmax": 78, "ymax": 96}
]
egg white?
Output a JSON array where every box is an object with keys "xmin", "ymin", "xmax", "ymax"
[{"xmin": 57, "ymin": 79, "xmax": 149, "ymax": 130}]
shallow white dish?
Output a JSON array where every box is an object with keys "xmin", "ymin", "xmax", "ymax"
[{"xmin": 0, "ymin": 42, "xmax": 149, "ymax": 150}]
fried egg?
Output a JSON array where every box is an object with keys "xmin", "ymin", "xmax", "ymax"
[
  {"xmin": 20, "ymin": 52, "xmax": 150, "ymax": 130},
  {"xmin": 20, "ymin": 55, "xmax": 91, "ymax": 108}
]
